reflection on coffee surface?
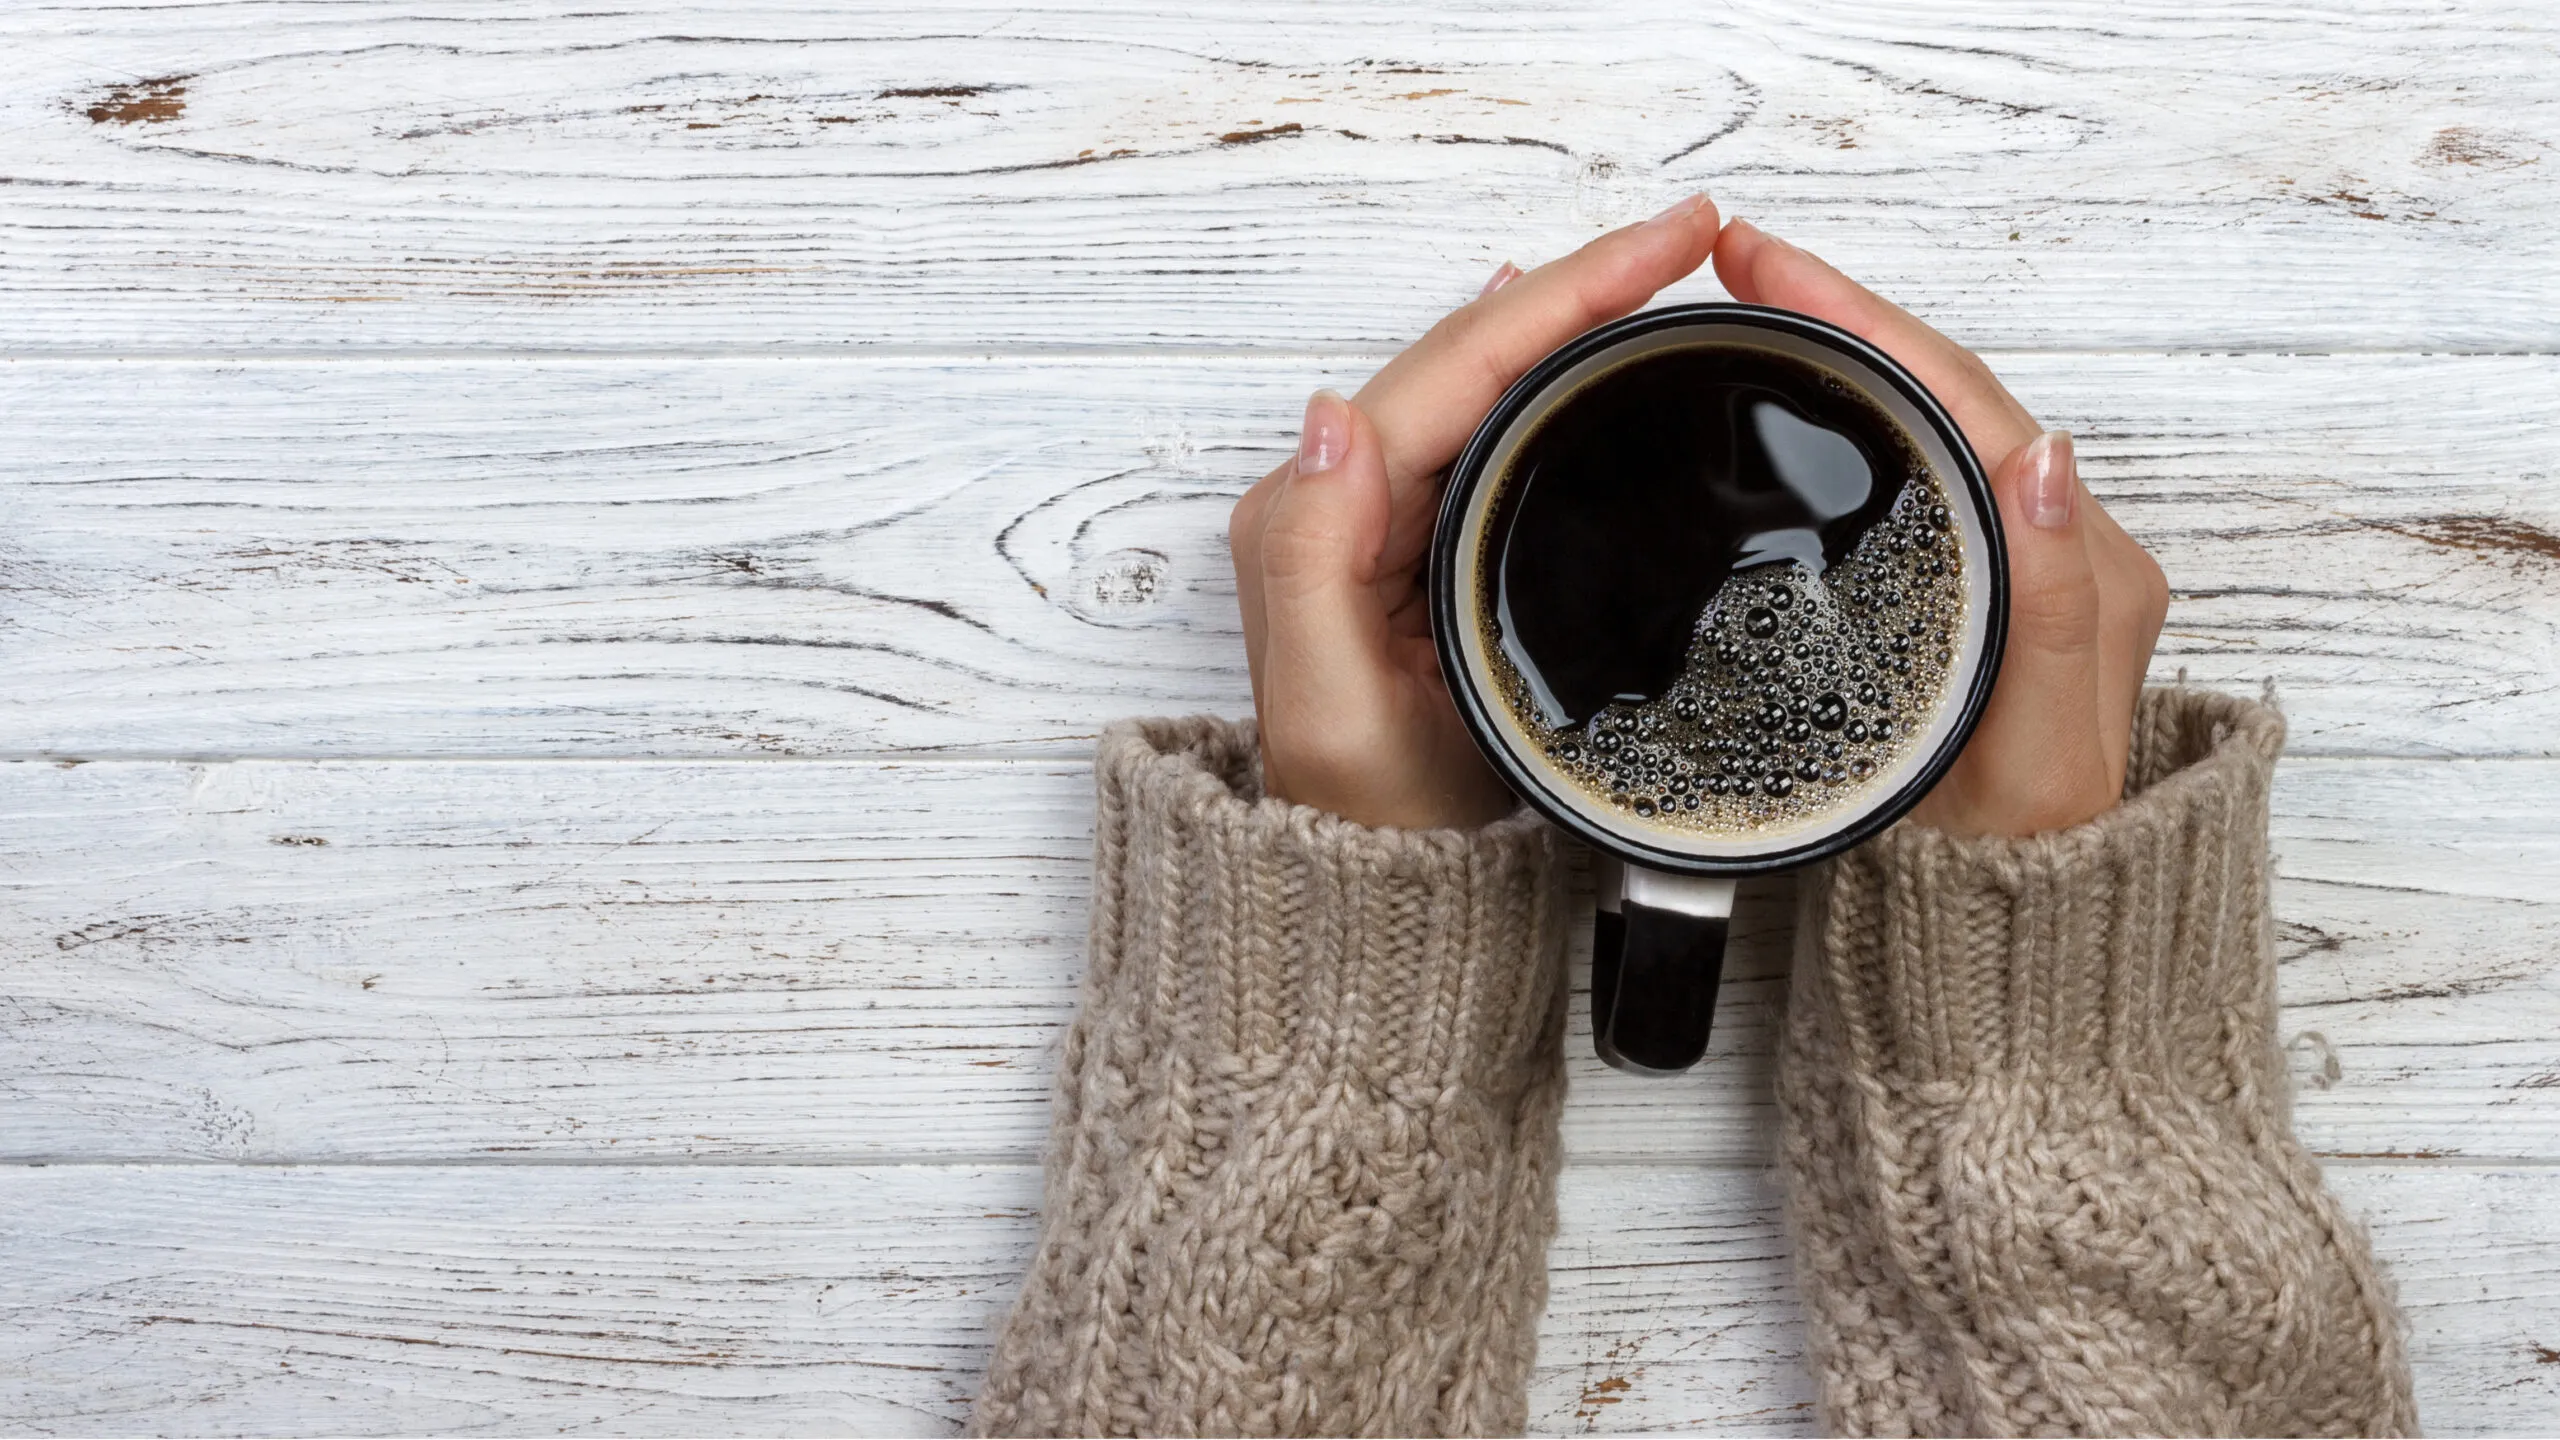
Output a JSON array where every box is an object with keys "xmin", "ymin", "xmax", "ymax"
[{"xmin": 1477, "ymin": 343, "xmax": 1966, "ymax": 832}]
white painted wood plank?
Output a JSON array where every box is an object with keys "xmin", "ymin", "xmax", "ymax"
[
  {"xmin": 2, "ymin": 2, "xmax": 2554, "ymax": 353},
  {"xmin": 2, "ymin": 1162, "xmax": 2551, "ymax": 1435},
  {"xmin": 6, "ymin": 354, "xmax": 2555, "ymax": 759},
  {"xmin": 1544, "ymin": 1165, "xmax": 2560, "ymax": 1436},
  {"xmin": 7, "ymin": 756, "xmax": 2557, "ymax": 1165},
  {"xmin": 0, "ymin": 1164, "xmax": 1032, "ymax": 1436}
]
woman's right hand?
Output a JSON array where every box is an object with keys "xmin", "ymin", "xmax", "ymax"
[{"xmin": 1227, "ymin": 194, "xmax": 1726, "ymax": 831}]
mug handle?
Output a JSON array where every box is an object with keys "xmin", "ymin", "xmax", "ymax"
[{"xmin": 1592, "ymin": 858, "xmax": 1736, "ymax": 1075}]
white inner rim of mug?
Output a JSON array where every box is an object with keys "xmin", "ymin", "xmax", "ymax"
[{"xmin": 1451, "ymin": 324, "xmax": 1994, "ymax": 859}]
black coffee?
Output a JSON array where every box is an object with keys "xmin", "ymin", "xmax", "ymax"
[{"xmin": 1476, "ymin": 342, "xmax": 1966, "ymax": 832}]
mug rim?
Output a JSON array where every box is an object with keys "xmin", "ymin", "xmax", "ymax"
[{"xmin": 1427, "ymin": 302, "xmax": 2009, "ymax": 877}]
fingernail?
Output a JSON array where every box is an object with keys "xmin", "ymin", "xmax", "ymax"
[
  {"xmin": 1297, "ymin": 389, "xmax": 1351, "ymax": 476},
  {"xmin": 1643, "ymin": 192, "xmax": 1710, "ymax": 228},
  {"xmin": 1477, "ymin": 260, "xmax": 1524, "ymax": 298},
  {"xmin": 2023, "ymin": 429, "xmax": 2078, "ymax": 529}
]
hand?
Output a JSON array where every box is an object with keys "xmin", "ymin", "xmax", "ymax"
[
  {"xmin": 1712, "ymin": 221, "xmax": 2169, "ymax": 837},
  {"xmin": 1228, "ymin": 194, "xmax": 1725, "ymax": 830}
]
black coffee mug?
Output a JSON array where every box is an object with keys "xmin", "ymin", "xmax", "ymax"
[{"xmin": 1429, "ymin": 303, "xmax": 2009, "ymax": 1075}]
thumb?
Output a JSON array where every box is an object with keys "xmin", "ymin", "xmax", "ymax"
[
  {"xmin": 1972, "ymin": 429, "xmax": 2114, "ymax": 828},
  {"xmin": 1257, "ymin": 391, "xmax": 1400, "ymax": 760}
]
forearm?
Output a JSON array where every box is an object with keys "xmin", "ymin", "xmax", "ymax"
[
  {"xmin": 972, "ymin": 716, "xmax": 1573, "ymax": 1438},
  {"xmin": 1779, "ymin": 688, "xmax": 2418, "ymax": 1437}
]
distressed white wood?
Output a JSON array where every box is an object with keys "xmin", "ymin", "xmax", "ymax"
[
  {"xmin": 1, "ymin": 2, "xmax": 2555, "ymax": 354},
  {"xmin": 5, "ymin": 354, "xmax": 2556, "ymax": 760},
  {"xmin": 3, "ymin": 1162, "xmax": 2552, "ymax": 1436},
  {"xmin": 8, "ymin": 755, "xmax": 2559, "ymax": 1166},
  {"xmin": 8, "ymin": 1, "xmax": 2560, "ymax": 1433}
]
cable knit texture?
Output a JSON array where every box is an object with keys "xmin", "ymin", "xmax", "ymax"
[
  {"xmin": 971, "ymin": 716, "xmax": 1572, "ymax": 1438},
  {"xmin": 1779, "ymin": 688, "xmax": 2419, "ymax": 1436},
  {"xmin": 975, "ymin": 692, "xmax": 2417, "ymax": 1438}
]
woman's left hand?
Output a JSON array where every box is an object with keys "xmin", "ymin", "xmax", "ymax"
[{"xmin": 1709, "ymin": 221, "xmax": 2171, "ymax": 837}]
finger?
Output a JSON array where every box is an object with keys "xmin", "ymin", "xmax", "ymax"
[
  {"xmin": 1227, "ymin": 453, "xmax": 1293, "ymax": 721},
  {"xmin": 1254, "ymin": 391, "xmax": 1400, "ymax": 790},
  {"xmin": 2082, "ymin": 489, "xmax": 2170, "ymax": 787},
  {"xmin": 1352, "ymin": 193, "xmax": 1723, "ymax": 536},
  {"xmin": 1714, "ymin": 218, "xmax": 2040, "ymax": 466},
  {"xmin": 1971, "ymin": 430, "xmax": 2116, "ymax": 831}
]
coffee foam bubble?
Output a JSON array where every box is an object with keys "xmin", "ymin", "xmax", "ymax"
[{"xmin": 1479, "ymin": 468, "xmax": 1967, "ymax": 837}]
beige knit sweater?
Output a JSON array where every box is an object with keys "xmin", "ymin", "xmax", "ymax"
[{"xmin": 971, "ymin": 690, "xmax": 2418, "ymax": 1437}]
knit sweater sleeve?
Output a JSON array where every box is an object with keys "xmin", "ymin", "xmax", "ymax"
[
  {"xmin": 1777, "ymin": 687, "xmax": 2419, "ymax": 1437},
  {"xmin": 970, "ymin": 716, "xmax": 1573, "ymax": 1438}
]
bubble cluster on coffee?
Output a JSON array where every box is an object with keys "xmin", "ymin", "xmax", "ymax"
[{"xmin": 1490, "ymin": 476, "xmax": 1966, "ymax": 833}]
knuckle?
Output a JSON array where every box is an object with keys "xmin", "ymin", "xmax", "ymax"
[
  {"xmin": 2137, "ymin": 550, "xmax": 2171, "ymax": 622},
  {"xmin": 1257, "ymin": 511, "xmax": 1350, "ymax": 584},
  {"xmin": 2011, "ymin": 570, "xmax": 2104, "ymax": 649},
  {"xmin": 1228, "ymin": 492, "xmax": 1263, "ymax": 557},
  {"xmin": 1230, "ymin": 463, "xmax": 1306, "ymax": 546},
  {"xmin": 2106, "ymin": 541, "xmax": 2172, "ymax": 638},
  {"xmin": 1577, "ymin": 231, "xmax": 1645, "ymax": 286},
  {"xmin": 1231, "ymin": 469, "xmax": 1288, "ymax": 548},
  {"xmin": 1424, "ymin": 300, "xmax": 1495, "ymax": 358}
]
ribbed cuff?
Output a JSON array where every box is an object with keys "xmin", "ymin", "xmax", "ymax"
[
  {"xmin": 1089, "ymin": 716, "xmax": 1570, "ymax": 1104},
  {"xmin": 1810, "ymin": 689, "xmax": 2287, "ymax": 1092}
]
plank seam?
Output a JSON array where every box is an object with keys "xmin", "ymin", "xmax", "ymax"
[
  {"xmin": 3, "ymin": 751, "xmax": 2539, "ymax": 767},
  {"xmin": 5, "ymin": 348, "xmax": 2560, "ymax": 363},
  {"xmin": 6, "ymin": 1155, "xmax": 2555, "ymax": 1171}
]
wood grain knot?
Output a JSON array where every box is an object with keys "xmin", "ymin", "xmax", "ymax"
[{"xmin": 1074, "ymin": 548, "xmax": 1170, "ymax": 617}]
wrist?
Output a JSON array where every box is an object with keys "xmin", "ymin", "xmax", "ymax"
[
  {"xmin": 1258, "ymin": 712, "xmax": 1515, "ymax": 833},
  {"xmin": 1265, "ymin": 764, "xmax": 1516, "ymax": 833},
  {"xmin": 1905, "ymin": 755, "xmax": 2123, "ymax": 838}
]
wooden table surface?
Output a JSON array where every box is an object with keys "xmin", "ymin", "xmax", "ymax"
[{"xmin": 5, "ymin": 2, "xmax": 2558, "ymax": 1433}]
